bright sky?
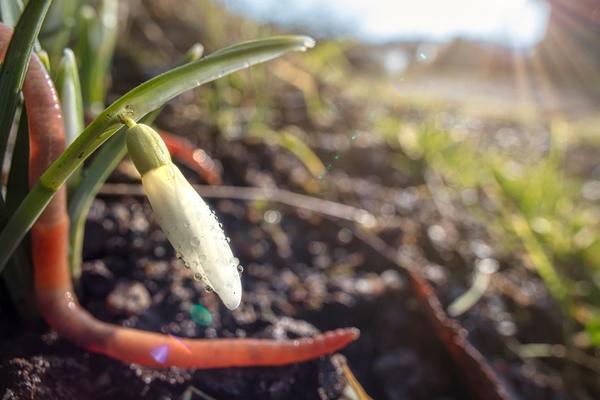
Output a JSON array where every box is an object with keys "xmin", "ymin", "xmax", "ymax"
[{"xmin": 217, "ymin": 0, "xmax": 550, "ymax": 47}]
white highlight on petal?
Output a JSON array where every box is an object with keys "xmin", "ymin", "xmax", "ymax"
[{"xmin": 142, "ymin": 164, "xmax": 242, "ymax": 310}]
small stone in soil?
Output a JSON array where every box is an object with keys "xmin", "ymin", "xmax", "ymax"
[{"xmin": 106, "ymin": 281, "xmax": 152, "ymax": 316}]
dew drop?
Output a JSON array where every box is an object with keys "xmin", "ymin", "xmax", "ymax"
[
  {"xmin": 193, "ymin": 272, "xmax": 202, "ymax": 281},
  {"xmin": 237, "ymin": 265, "xmax": 244, "ymax": 274}
]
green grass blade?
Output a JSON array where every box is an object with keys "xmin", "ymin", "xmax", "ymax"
[
  {"xmin": 56, "ymin": 48, "xmax": 84, "ymax": 191},
  {"xmin": 39, "ymin": 0, "xmax": 78, "ymax": 68},
  {"xmin": 2, "ymin": 107, "xmax": 34, "ymax": 318},
  {"xmin": 0, "ymin": 34, "xmax": 315, "ymax": 273},
  {"xmin": 68, "ymin": 129, "xmax": 126, "ymax": 279},
  {"xmin": 0, "ymin": 0, "xmax": 52, "ymax": 171},
  {"xmin": 75, "ymin": 4, "xmax": 93, "ymax": 106},
  {"xmin": 248, "ymin": 123, "xmax": 325, "ymax": 178},
  {"xmin": 6, "ymin": 106, "xmax": 29, "ymax": 212},
  {"xmin": 56, "ymin": 48, "xmax": 84, "ymax": 145},
  {"xmin": 77, "ymin": 0, "xmax": 117, "ymax": 114}
]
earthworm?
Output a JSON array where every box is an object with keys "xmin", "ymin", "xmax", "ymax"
[
  {"xmin": 0, "ymin": 23, "xmax": 359, "ymax": 368},
  {"xmin": 159, "ymin": 129, "xmax": 222, "ymax": 185}
]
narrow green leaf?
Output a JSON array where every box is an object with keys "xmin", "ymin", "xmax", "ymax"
[
  {"xmin": 44, "ymin": 35, "xmax": 315, "ymax": 189},
  {"xmin": 68, "ymin": 129, "xmax": 126, "ymax": 279},
  {"xmin": 74, "ymin": 4, "xmax": 94, "ymax": 107},
  {"xmin": 36, "ymin": 48, "xmax": 50, "ymax": 72},
  {"xmin": 0, "ymin": 34, "xmax": 315, "ymax": 272},
  {"xmin": 2, "ymin": 107, "xmax": 34, "ymax": 318},
  {"xmin": 6, "ymin": 106, "xmax": 29, "ymax": 212},
  {"xmin": 0, "ymin": 0, "xmax": 52, "ymax": 172},
  {"xmin": 248, "ymin": 123, "xmax": 325, "ymax": 178},
  {"xmin": 56, "ymin": 48, "xmax": 84, "ymax": 191},
  {"xmin": 142, "ymin": 42, "xmax": 205, "ymax": 123},
  {"xmin": 56, "ymin": 48, "xmax": 84, "ymax": 145},
  {"xmin": 77, "ymin": 0, "xmax": 117, "ymax": 114},
  {"xmin": 39, "ymin": 0, "xmax": 78, "ymax": 68}
]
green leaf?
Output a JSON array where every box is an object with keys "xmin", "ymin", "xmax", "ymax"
[
  {"xmin": 77, "ymin": 0, "xmax": 117, "ymax": 114},
  {"xmin": 56, "ymin": 48, "xmax": 84, "ymax": 145},
  {"xmin": 44, "ymin": 35, "xmax": 315, "ymax": 189},
  {"xmin": 0, "ymin": 34, "xmax": 315, "ymax": 273},
  {"xmin": 6, "ymin": 106, "xmax": 29, "ymax": 212},
  {"xmin": 39, "ymin": 0, "xmax": 78, "ymax": 68},
  {"xmin": 0, "ymin": 0, "xmax": 52, "ymax": 172},
  {"xmin": 2, "ymin": 107, "xmax": 35, "ymax": 318},
  {"xmin": 68, "ymin": 129, "xmax": 126, "ymax": 279},
  {"xmin": 248, "ymin": 123, "xmax": 325, "ymax": 178},
  {"xmin": 56, "ymin": 48, "xmax": 84, "ymax": 191}
]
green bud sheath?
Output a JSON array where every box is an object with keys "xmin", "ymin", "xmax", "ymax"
[{"xmin": 125, "ymin": 122, "xmax": 172, "ymax": 176}]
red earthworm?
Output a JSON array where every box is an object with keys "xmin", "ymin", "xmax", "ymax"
[
  {"xmin": 0, "ymin": 23, "xmax": 358, "ymax": 368},
  {"xmin": 159, "ymin": 129, "xmax": 222, "ymax": 185}
]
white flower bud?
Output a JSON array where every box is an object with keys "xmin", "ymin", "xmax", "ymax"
[{"xmin": 125, "ymin": 121, "xmax": 242, "ymax": 310}]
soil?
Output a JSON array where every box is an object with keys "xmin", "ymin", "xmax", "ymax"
[{"xmin": 0, "ymin": 135, "xmax": 576, "ymax": 399}]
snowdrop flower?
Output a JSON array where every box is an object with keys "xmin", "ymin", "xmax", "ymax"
[{"xmin": 124, "ymin": 118, "xmax": 242, "ymax": 309}]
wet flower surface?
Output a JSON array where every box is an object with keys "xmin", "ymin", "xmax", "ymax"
[
  {"xmin": 127, "ymin": 122, "xmax": 242, "ymax": 310},
  {"xmin": 142, "ymin": 163, "xmax": 242, "ymax": 309}
]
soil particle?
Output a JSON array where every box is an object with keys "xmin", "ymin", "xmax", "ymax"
[{"xmin": 106, "ymin": 281, "xmax": 152, "ymax": 317}]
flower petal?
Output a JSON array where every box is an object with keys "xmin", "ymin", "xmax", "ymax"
[{"xmin": 142, "ymin": 164, "xmax": 242, "ymax": 309}]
